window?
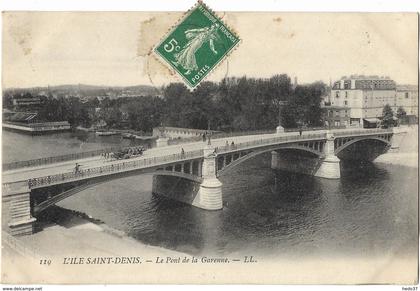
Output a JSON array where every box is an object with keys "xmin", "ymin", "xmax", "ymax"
[
  {"xmin": 405, "ymin": 92, "xmax": 409, "ymax": 98},
  {"xmin": 335, "ymin": 111, "xmax": 340, "ymax": 117},
  {"xmin": 336, "ymin": 91, "xmax": 339, "ymax": 98},
  {"xmin": 345, "ymin": 91, "xmax": 348, "ymax": 98},
  {"xmin": 344, "ymin": 101, "xmax": 348, "ymax": 106},
  {"xmin": 344, "ymin": 80, "xmax": 351, "ymax": 89}
]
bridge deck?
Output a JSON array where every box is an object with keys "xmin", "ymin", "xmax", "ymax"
[
  {"xmin": 2, "ymin": 128, "xmax": 392, "ymax": 187},
  {"xmin": 2, "ymin": 131, "xmax": 319, "ymax": 184}
]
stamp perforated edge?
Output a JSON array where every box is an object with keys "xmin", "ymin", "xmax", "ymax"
[{"xmin": 150, "ymin": 0, "xmax": 241, "ymax": 91}]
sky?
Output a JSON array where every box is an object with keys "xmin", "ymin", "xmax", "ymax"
[{"xmin": 2, "ymin": 12, "xmax": 418, "ymax": 88}]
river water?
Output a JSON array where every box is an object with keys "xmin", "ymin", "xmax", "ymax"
[{"xmin": 2, "ymin": 130, "xmax": 418, "ymax": 259}]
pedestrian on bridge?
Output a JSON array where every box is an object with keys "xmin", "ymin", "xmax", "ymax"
[
  {"xmin": 74, "ymin": 163, "xmax": 81, "ymax": 174},
  {"xmin": 181, "ymin": 148, "xmax": 185, "ymax": 158},
  {"xmin": 299, "ymin": 128, "xmax": 303, "ymax": 136}
]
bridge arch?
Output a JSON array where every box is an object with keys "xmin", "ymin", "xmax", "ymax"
[
  {"xmin": 334, "ymin": 136, "xmax": 391, "ymax": 155},
  {"xmin": 217, "ymin": 144, "xmax": 324, "ymax": 177},
  {"xmin": 32, "ymin": 169, "xmax": 202, "ymax": 215}
]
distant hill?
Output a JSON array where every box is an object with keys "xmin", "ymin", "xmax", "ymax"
[{"xmin": 4, "ymin": 84, "xmax": 162, "ymax": 98}]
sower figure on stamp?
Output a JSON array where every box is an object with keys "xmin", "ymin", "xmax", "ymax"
[{"xmin": 172, "ymin": 24, "xmax": 220, "ymax": 75}]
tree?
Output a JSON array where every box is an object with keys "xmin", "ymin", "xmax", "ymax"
[
  {"xmin": 268, "ymin": 74, "xmax": 293, "ymax": 126},
  {"xmin": 162, "ymin": 83, "xmax": 191, "ymax": 127},
  {"xmin": 126, "ymin": 96, "xmax": 164, "ymax": 133},
  {"xmin": 279, "ymin": 81, "xmax": 326, "ymax": 129},
  {"xmin": 2, "ymin": 92, "xmax": 13, "ymax": 109},
  {"xmin": 280, "ymin": 103, "xmax": 298, "ymax": 128},
  {"xmin": 381, "ymin": 104, "xmax": 394, "ymax": 128},
  {"xmin": 396, "ymin": 106, "xmax": 407, "ymax": 119},
  {"xmin": 99, "ymin": 107, "xmax": 122, "ymax": 128}
]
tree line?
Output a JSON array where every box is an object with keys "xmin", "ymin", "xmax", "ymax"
[
  {"xmin": 4, "ymin": 75, "xmax": 328, "ymax": 133},
  {"xmin": 159, "ymin": 75, "xmax": 326, "ymax": 131}
]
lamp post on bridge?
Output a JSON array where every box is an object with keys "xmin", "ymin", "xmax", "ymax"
[
  {"xmin": 207, "ymin": 119, "xmax": 212, "ymax": 145},
  {"xmin": 276, "ymin": 100, "xmax": 287, "ymax": 134}
]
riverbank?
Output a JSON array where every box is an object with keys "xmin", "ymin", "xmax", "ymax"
[
  {"xmin": 374, "ymin": 125, "xmax": 418, "ymax": 168},
  {"xmin": 3, "ymin": 206, "xmax": 186, "ymax": 264},
  {"xmin": 374, "ymin": 152, "xmax": 418, "ymax": 168}
]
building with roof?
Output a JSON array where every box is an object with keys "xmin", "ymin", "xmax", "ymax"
[
  {"xmin": 6, "ymin": 112, "xmax": 38, "ymax": 123},
  {"xmin": 325, "ymin": 75, "xmax": 417, "ymax": 127},
  {"xmin": 322, "ymin": 106, "xmax": 351, "ymax": 128},
  {"xmin": 396, "ymin": 84, "xmax": 418, "ymax": 117}
]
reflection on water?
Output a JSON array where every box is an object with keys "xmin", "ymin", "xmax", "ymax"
[{"xmin": 55, "ymin": 153, "xmax": 418, "ymax": 258}]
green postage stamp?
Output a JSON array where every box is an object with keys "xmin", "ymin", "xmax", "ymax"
[{"xmin": 154, "ymin": 2, "xmax": 240, "ymax": 89}]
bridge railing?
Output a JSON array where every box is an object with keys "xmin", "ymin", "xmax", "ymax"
[
  {"xmin": 215, "ymin": 132, "xmax": 327, "ymax": 154},
  {"xmin": 23, "ymin": 133, "xmax": 326, "ymax": 189},
  {"xmin": 212, "ymin": 129, "xmax": 277, "ymax": 139},
  {"xmin": 332, "ymin": 128, "xmax": 393, "ymax": 137},
  {"xmin": 166, "ymin": 129, "xmax": 277, "ymax": 146},
  {"xmin": 3, "ymin": 147, "xmax": 128, "ymax": 171},
  {"xmin": 27, "ymin": 149, "xmax": 204, "ymax": 189},
  {"xmin": 168, "ymin": 136, "xmax": 203, "ymax": 145},
  {"xmin": 284, "ymin": 126, "xmax": 345, "ymax": 132}
]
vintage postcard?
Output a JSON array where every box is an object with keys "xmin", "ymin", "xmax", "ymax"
[{"xmin": 1, "ymin": 6, "xmax": 418, "ymax": 285}]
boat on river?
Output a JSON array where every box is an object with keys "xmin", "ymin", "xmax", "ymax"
[
  {"xmin": 96, "ymin": 131, "xmax": 118, "ymax": 136},
  {"xmin": 135, "ymin": 135, "xmax": 157, "ymax": 141},
  {"xmin": 122, "ymin": 133, "xmax": 136, "ymax": 139}
]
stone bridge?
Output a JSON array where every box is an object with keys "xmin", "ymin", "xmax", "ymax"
[{"xmin": 2, "ymin": 127, "xmax": 403, "ymax": 236}]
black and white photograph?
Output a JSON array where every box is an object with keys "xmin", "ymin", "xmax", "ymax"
[{"xmin": 1, "ymin": 3, "xmax": 418, "ymax": 287}]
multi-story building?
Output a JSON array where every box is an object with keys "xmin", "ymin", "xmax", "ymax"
[
  {"xmin": 396, "ymin": 84, "xmax": 418, "ymax": 117},
  {"xmin": 323, "ymin": 106, "xmax": 351, "ymax": 128},
  {"xmin": 327, "ymin": 75, "xmax": 401, "ymax": 127}
]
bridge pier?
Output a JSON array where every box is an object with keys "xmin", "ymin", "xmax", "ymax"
[
  {"xmin": 314, "ymin": 155, "xmax": 341, "ymax": 179},
  {"xmin": 2, "ymin": 182, "xmax": 36, "ymax": 236},
  {"xmin": 271, "ymin": 132, "xmax": 341, "ymax": 179},
  {"xmin": 314, "ymin": 132, "xmax": 341, "ymax": 179},
  {"xmin": 152, "ymin": 145, "xmax": 223, "ymax": 210},
  {"xmin": 194, "ymin": 145, "xmax": 223, "ymax": 210}
]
